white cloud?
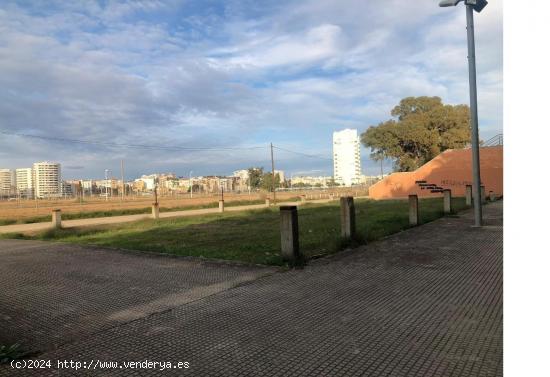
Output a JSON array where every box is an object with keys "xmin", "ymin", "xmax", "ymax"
[{"xmin": 0, "ymin": 0, "xmax": 502, "ymax": 178}]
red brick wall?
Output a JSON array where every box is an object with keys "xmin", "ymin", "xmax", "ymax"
[{"xmin": 368, "ymin": 146, "xmax": 503, "ymax": 199}]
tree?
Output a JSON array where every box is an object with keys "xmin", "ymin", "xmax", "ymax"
[
  {"xmin": 247, "ymin": 167, "xmax": 263, "ymax": 189},
  {"xmin": 260, "ymin": 172, "xmax": 281, "ymax": 192},
  {"xmin": 361, "ymin": 96, "xmax": 470, "ymax": 172}
]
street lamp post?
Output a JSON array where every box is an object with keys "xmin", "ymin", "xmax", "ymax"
[
  {"xmin": 189, "ymin": 170, "xmax": 193, "ymax": 199},
  {"xmin": 439, "ymin": 0, "xmax": 487, "ymax": 227}
]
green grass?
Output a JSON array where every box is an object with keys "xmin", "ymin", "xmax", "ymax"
[
  {"xmin": 1, "ymin": 197, "xmax": 467, "ymax": 266},
  {"xmin": 0, "ymin": 197, "xmax": 301, "ymax": 225}
]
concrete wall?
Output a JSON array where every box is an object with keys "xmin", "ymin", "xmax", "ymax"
[{"xmin": 368, "ymin": 146, "xmax": 503, "ymax": 199}]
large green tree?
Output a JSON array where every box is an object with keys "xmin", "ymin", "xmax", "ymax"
[
  {"xmin": 247, "ymin": 167, "xmax": 263, "ymax": 189},
  {"xmin": 260, "ymin": 172, "xmax": 281, "ymax": 192},
  {"xmin": 361, "ymin": 96, "xmax": 471, "ymax": 172}
]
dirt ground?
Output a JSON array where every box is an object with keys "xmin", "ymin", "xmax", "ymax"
[{"xmin": 0, "ymin": 188, "xmax": 369, "ymax": 221}]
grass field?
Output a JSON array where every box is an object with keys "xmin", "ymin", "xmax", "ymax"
[
  {"xmin": 0, "ymin": 188, "xmax": 368, "ymax": 223},
  {"xmin": 0, "ymin": 198, "xmax": 293, "ymax": 225},
  {"xmin": 1, "ymin": 197, "xmax": 467, "ymax": 265}
]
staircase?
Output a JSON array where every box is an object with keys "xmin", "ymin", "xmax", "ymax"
[
  {"xmin": 368, "ymin": 137, "xmax": 503, "ymax": 200},
  {"xmin": 414, "ymin": 180, "xmax": 445, "ymax": 194}
]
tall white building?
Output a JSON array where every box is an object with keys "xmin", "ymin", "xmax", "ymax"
[
  {"xmin": 274, "ymin": 170, "xmax": 285, "ymax": 182},
  {"xmin": 33, "ymin": 161, "xmax": 61, "ymax": 198},
  {"xmin": 0, "ymin": 169, "xmax": 15, "ymax": 196},
  {"xmin": 16, "ymin": 168, "xmax": 34, "ymax": 198},
  {"xmin": 333, "ymin": 129, "xmax": 361, "ymax": 186}
]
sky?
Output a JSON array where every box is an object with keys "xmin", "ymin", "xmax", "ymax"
[{"xmin": 0, "ymin": 0, "xmax": 502, "ymax": 180}]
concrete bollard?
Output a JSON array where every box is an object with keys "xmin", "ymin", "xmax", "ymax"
[
  {"xmin": 340, "ymin": 196, "xmax": 356, "ymax": 239},
  {"xmin": 52, "ymin": 209, "xmax": 62, "ymax": 229},
  {"xmin": 265, "ymin": 198, "xmax": 271, "ymax": 207},
  {"xmin": 300, "ymin": 195, "xmax": 306, "ymax": 203},
  {"xmin": 489, "ymin": 191, "xmax": 496, "ymax": 202},
  {"xmin": 481, "ymin": 186, "xmax": 487, "ymax": 204},
  {"xmin": 279, "ymin": 206, "xmax": 302, "ymax": 265},
  {"xmin": 219, "ymin": 200, "xmax": 225, "ymax": 212},
  {"xmin": 151, "ymin": 203, "xmax": 160, "ymax": 219},
  {"xmin": 465, "ymin": 185, "xmax": 472, "ymax": 207},
  {"xmin": 408, "ymin": 195, "xmax": 419, "ymax": 226},
  {"xmin": 443, "ymin": 189, "xmax": 452, "ymax": 214}
]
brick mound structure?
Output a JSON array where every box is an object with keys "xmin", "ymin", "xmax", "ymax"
[{"xmin": 368, "ymin": 146, "xmax": 503, "ymax": 199}]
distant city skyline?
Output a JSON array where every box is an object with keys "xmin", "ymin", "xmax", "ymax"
[{"xmin": 0, "ymin": 1, "xmax": 502, "ymax": 178}]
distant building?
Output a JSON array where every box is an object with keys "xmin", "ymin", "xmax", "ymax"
[
  {"xmin": 16, "ymin": 168, "xmax": 34, "ymax": 198},
  {"xmin": 134, "ymin": 174, "xmax": 157, "ymax": 191},
  {"xmin": 274, "ymin": 170, "xmax": 285, "ymax": 183},
  {"xmin": 0, "ymin": 169, "xmax": 15, "ymax": 197},
  {"xmin": 233, "ymin": 169, "xmax": 249, "ymax": 180},
  {"xmin": 79, "ymin": 180, "xmax": 96, "ymax": 196},
  {"xmin": 333, "ymin": 129, "xmax": 361, "ymax": 186},
  {"xmin": 62, "ymin": 181, "xmax": 79, "ymax": 197},
  {"xmin": 291, "ymin": 175, "xmax": 332, "ymax": 187},
  {"xmin": 33, "ymin": 161, "xmax": 61, "ymax": 198}
]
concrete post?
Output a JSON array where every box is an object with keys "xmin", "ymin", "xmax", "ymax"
[
  {"xmin": 265, "ymin": 198, "xmax": 271, "ymax": 207},
  {"xmin": 465, "ymin": 185, "xmax": 472, "ymax": 207},
  {"xmin": 489, "ymin": 191, "xmax": 496, "ymax": 202},
  {"xmin": 408, "ymin": 195, "xmax": 419, "ymax": 226},
  {"xmin": 218, "ymin": 200, "xmax": 225, "ymax": 212},
  {"xmin": 151, "ymin": 203, "xmax": 160, "ymax": 219},
  {"xmin": 279, "ymin": 206, "xmax": 302, "ymax": 265},
  {"xmin": 300, "ymin": 195, "xmax": 306, "ymax": 203},
  {"xmin": 443, "ymin": 189, "xmax": 452, "ymax": 214},
  {"xmin": 52, "ymin": 209, "xmax": 62, "ymax": 229},
  {"xmin": 340, "ymin": 196, "xmax": 356, "ymax": 239},
  {"xmin": 481, "ymin": 186, "xmax": 487, "ymax": 204}
]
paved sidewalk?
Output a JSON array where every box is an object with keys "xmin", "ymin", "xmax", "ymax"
[
  {"xmin": 0, "ymin": 240, "xmax": 277, "ymax": 353},
  {"xmin": 1, "ymin": 202, "xmax": 502, "ymax": 376}
]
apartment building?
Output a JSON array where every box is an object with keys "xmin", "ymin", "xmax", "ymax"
[
  {"xmin": 16, "ymin": 168, "xmax": 34, "ymax": 198},
  {"xmin": 333, "ymin": 129, "xmax": 361, "ymax": 186},
  {"xmin": 33, "ymin": 161, "xmax": 61, "ymax": 198},
  {"xmin": 0, "ymin": 169, "xmax": 15, "ymax": 197}
]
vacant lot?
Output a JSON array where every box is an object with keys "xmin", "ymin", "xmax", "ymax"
[
  {"xmin": 0, "ymin": 188, "xmax": 368, "ymax": 225},
  {"xmin": 2, "ymin": 197, "xmax": 467, "ymax": 265}
]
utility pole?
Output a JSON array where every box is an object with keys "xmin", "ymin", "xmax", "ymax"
[
  {"xmin": 120, "ymin": 160, "xmax": 125, "ymax": 201},
  {"xmin": 270, "ymin": 142, "xmax": 276, "ymax": 201},
  {"xmin": 154, "ymin": 178, "xmax": 158, "ymax": 206},
  {"xmin": 189, "ymin": 170, "xmax": 193, "ymax": 199}
]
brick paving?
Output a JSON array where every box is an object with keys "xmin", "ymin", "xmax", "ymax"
[
  {"xmin": 0, "ymin": 241, "xmax": 277, "ymax": 353},
  {"xmin": 1, "ymin": 202, "xmax": 502, "ymax": 376}
]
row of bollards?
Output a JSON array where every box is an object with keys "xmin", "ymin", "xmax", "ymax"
[
  {"xmin": 279, "ymin": 196, "xmax": 357, "ymax": 266},
  {"xmin": 408, "ymin": 189, "xmax": 451, "ymax": 228},
  {"xmin": 465, "ymin": 184, "xmax": 490, "ymax": 206}
]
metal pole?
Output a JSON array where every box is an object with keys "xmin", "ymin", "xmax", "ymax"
[
  {"xmin": 189, "ymin": 171, "xmax": 193, "ymax": 199},
  {"xmin": 466, "ymin": 4, "xmax": 483, "ymax": 227},
  {"xmin": 154, "ymin": 178, "xmax": 158, "ymax": 205},
  {"xmin": 120, "ymin": 160, "xmax": 125, "ymax": 201},
  {"xmin": 270, "ymin": 142, "xmax": 276, "ymax": 201}
]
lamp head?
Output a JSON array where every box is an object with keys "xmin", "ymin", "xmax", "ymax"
[
  {"xmin": 467, "ymin": 0, "xmax": 488, "ymax": 12},
  {"xmin": 439, "ymin": 0, "xmax": 462, "ymax": 6},
  {"xmin": 440, "ymin": 0, "xmax": 488, "ymax": 13}
]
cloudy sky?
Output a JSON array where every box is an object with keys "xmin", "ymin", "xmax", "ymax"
[{"xmin": 0, "ymin": 0, "xmax": 502, "ymax": 180}]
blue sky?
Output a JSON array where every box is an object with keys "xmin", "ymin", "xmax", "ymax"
[{"xmin": 0, "ymin": 0, "xmax": 502, "ymax": 179}]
